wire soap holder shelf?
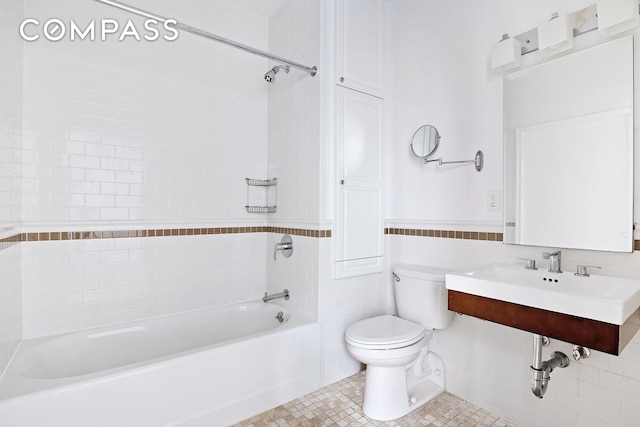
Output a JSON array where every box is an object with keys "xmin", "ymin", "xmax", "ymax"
[{"xmin": 245, "ymin": 178, "xmax": 277, "ymax": 213}]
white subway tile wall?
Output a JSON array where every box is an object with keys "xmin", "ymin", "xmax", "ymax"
[
  {"xmin": 318, "ymin": 237, "xmax": 391, "ymax": 386},
  {"xmin": 266, "ymin": 0, "xmax": 322, "ymax": 321},
  {"xmin": 15, "ymin": 0, "xmax": 274, "ymax": 335},
  {"xmin": 389, "ymin": 234, "xmax": 640, "ymax": 427},
  {"xmin": 0, "ymin": 0, "xmax": 24, "ymax": 227},
  {"xmin": 266, "ymin": 0, "xmax": 391, "ymax": 386},
  {"xmin": 267, "ymin": 0, "xmax": 322, "ymax": 222},
  {"xmin": 0, "ymin": 0, "xmax": 24, "ymax": 375},
  {"xmin": 21, "ymin": 0, "xmax": 269, "ymax": 224},
  {"xmin": 0, "ymin": 245, "xmax": 22, "ymax": 375},
  {"xmin": 267, "ymin": 234, "xmax": 319, "ymax": 320},
  {"xmin": 22, "ymin": 232, "xmax": 267, "ymax": 338}
]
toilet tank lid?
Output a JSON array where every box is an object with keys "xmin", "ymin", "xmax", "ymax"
[{"xmin": 393, "ymin": 264, "xmax": 449, "ymax": 281}]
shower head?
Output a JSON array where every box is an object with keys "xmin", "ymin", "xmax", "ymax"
[{"xmin": 264, "ymin": 64, "xmax": 290, "ymax": 83}]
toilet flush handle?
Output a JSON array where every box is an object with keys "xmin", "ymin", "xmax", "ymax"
[{"xmin": 392, "ymin": 272, "xmax": 400, "ymax": 282}]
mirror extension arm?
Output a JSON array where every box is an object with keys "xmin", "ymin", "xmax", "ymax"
[{"xmin": 424, "ymin": 150, "xmax": 484, "ymax": 172}]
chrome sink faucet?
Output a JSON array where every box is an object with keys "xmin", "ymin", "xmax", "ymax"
[{"xmin": 542, "ymin": 251, "xmax": 562, "ymax": 273}]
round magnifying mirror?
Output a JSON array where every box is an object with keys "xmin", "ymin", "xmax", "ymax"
[{"xmin": 410, "ymin": 125, "xmax": 440, "ymax": 159}]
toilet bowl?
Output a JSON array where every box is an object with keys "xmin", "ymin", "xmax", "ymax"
[
  {"xmin": 345, "ymin": 315, "xmax": 427, "ymax": 367},
  {"xmin": 344, "ymin": 265, "xmax": 452, "ymax": 421}
]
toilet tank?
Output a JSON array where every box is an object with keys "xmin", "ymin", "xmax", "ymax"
[{"xmin": 393, "ymin": 265, "xmax": 453, "ymax": 329}]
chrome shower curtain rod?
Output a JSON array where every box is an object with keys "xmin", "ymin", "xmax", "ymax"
[{"xmin": 94, "ymin": 0, "xmax": 317, "ymax": 77}]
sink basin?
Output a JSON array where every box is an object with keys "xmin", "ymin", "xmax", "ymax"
[{"xmin": 446, "ymin": 264, "xmax": 640, "ymax": 325}]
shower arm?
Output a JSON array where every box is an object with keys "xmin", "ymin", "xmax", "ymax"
[{"xmin": 93, "ymin": 0, "xmax": 318, "ymax": 77}]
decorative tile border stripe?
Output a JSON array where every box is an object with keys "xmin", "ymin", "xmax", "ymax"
[
  {"xmin": 0, "ymin": 227, "xmax": 331, "ymax": 246},
  {"xmin": 0, "ymin": 234, "xmax": 22, "ymax": 251},
  {"xmin": 3, "ymin": 227, "xmax": 639, "ymax": 248},
  {"xmin": 385, "ymin": 227, "xmax": 503, "ymax": 242},
  {"xmin": 269, "ymin": 227, "xmax": 331, "ymax": 238},
  {"xmin": 0, "ymin": 234, "xmax": 23, "ymax": 244}
]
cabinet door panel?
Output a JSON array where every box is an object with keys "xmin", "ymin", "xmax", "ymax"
[
  {"xmin": 335, "ymin": 86, "xmax": 383, "ymax": 278},
  {"xmin": 336, "ymin": 0, "xmax": 383, "ymax": 96},
  {"xmin": 343, "ymin": 93, "xmax": 381, "ymax": 181},
  {"xmin": 339, "ymin": 186, "xmax": 382, "ymax": 261}
]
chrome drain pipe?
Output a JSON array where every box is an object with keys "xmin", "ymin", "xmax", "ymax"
[
  {"xmin": 531, "ymin": 334, "xmax": 545, "ymax": 398},
  {"xmin": 530, "ymin": 334, "xmax": 570, "ymax": 398}
]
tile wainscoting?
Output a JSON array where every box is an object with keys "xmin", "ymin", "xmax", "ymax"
[{"xmin": 12, "ymin": 224, "xmax": 328, "ymax": 337}]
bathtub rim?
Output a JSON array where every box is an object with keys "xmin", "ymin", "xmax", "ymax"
[
  {"xmin": 0, "ymin": 299, "xmax": 316, "ymax": 402},
  {"xmin": 0, "ymin": 317, "xmax": 321, "ymax": 427}
]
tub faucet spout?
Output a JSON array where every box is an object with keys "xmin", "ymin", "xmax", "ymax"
[{"xmin": 263, "ymin": 288, "xmax": 290, "ymax": 303}]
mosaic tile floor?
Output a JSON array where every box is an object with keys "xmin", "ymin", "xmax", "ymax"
[{"xmin": 233, "ymin": 371, "xmax": 519, "ymax": 427}]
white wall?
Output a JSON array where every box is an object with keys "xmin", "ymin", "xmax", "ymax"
[
  {"xmin": 386, "ymin": 1, "xmax": 640, "ymax": 426},
  {"xmin": 21, "ymin": 233, "xmax": 267, "ymax": 338},
  {"xmin": 315, "ymin": 0, "xmax": 392, "ymax": 386},
  {"xmin": 18, "ymin": 0, "xmax": 272, "ymax": 336},
  {"xmin": 385, "ymin": 0, "xmax": 596, "ymax": 224},
  {"xmin": 267, "ymin": 0, "xmax": 321, "ymax": 225},
  {"xmin": 263, "ymin": 0, "xmax": 391, "ymax": 386},
  {"xmin": 0, "ymin": 0, "xmax": 23, "ymax": 373},
  {"xmin": 0, "ymin": 0, "xmax": 23, "ymax": 228},
  {"xmin": 3, "ymin": 0, "xmax": 360, "ymax": 391},
  {"xmin": 318, "ymin": 242, "xmax": 390, "ymax": 385},
  {"xmin": 8, "ymin": 4, "xmax": 640, "ymax": 425},
  {"xmin": 389, "ymin": 236, "xmax": 640, "ymax": 427},
  {"xmin": 266, "ymin": 0, "xmax": 322, "ymax": 320},
  {"xmin": 0, "ymin": 244, "xmax": 21, "ymax": 373},
  {"xmin": 22, "ymin": 0, "xmax": 269, "ymax": 225}
]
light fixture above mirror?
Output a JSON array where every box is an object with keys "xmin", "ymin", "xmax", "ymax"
[
  {"xmin": 490, "ymin": 0, "xmax": 640, "ymax": 71},
  {"xmin": 597, "ymin": 0, "xmax": 640, "ymax": 36},
  {"xmin": 538, "ymin": 12, "xmax": 574, "ymax": 56},
  {"xmin": 490, "ymin": 34, "xmax": 522, "ymax": 71}
]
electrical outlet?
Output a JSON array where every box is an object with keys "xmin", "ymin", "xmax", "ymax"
[{"xmin": 487, "ymin": 191, "xmax": 499, "ymax": 211}]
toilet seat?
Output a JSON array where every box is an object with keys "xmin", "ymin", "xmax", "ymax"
[{"xmin": 345, "ymin": 315, "xmax": 426, "ymax": 350}]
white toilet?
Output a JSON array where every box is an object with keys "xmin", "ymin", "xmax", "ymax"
[{"xmin": 345, "ymin": 265, "xmax": 453, "ymax": 421}]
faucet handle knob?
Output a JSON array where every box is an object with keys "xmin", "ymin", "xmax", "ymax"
[
  {"xmin": 517, "ymin": 258, "xmax": 537, "ymax": 270},
  {"xmin": 575, "ymin": 264, "xmax": 601, "ymax": 277}
]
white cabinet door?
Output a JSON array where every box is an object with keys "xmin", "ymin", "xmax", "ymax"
[
  {"xmin": 335, "ymin": 86, "xmax": 383, "ymax": 278},
  {"xmin": 336, "ymin": 0, "xmax": 383, "ymax": 97}
]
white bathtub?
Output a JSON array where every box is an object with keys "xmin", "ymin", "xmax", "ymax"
[{"xmin": 0, "ymin": 301, "xmax": 320, "ymax": 427}]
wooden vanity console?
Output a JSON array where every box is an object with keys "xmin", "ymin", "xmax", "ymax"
[{"xmin": 448, "ymin": 290, "xmax": 640, "ymax": 355}]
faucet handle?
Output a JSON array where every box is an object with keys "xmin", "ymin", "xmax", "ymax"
[
  {"xmin": 575, "ymin": 264, "xmax": 601, "ymax": 277},
  {"xmin": 517, "ymin": 258, "xmax": 537, "ymax": 270}
]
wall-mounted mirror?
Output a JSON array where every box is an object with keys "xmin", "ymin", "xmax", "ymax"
[
  {"xmin": 411, "ymin": 124, "xmax": 485, "ymax": 171},
  {"xmin": 503, "ymin": 36, "xmax": 634, "ymax": 252},
  {"xmin": 410, "ymin": 125, "xmax": 440, "ymax": 159}
]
